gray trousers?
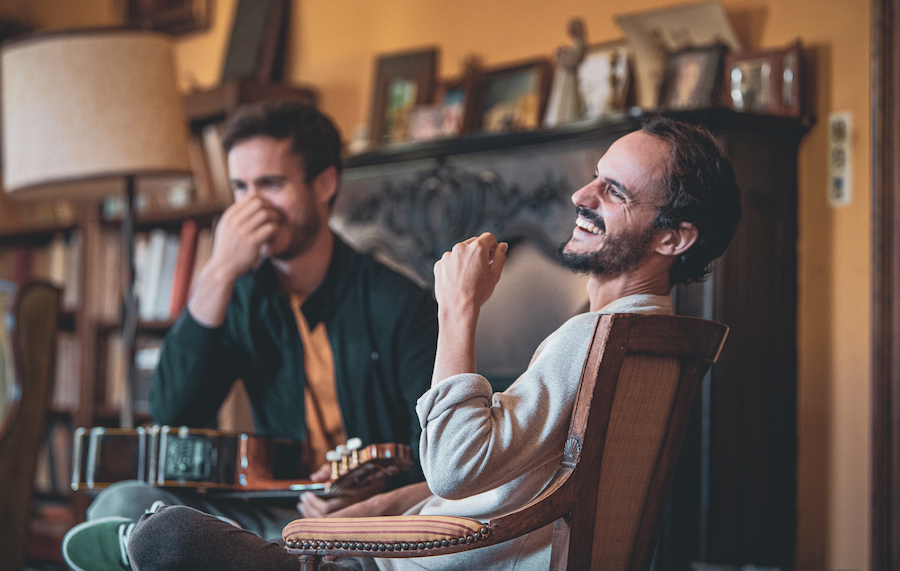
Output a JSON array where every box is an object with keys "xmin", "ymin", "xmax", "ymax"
[
  {"xmin": 128, "ymin": 505, "xmax": 373, "ymax": 571},
  {"xmin": 87, "ymin": 480, "xmax": 301, "ymax": 541}
]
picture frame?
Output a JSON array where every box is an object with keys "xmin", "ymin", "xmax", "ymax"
[
  {"xmin": 126, "ymin": 0, "xmax": 211, "ymax": 36},
  {"xmin": 658, "ymin": 44, "xmax": 728, "ymax": 110},
  {"xmin": 724, "ymin": 40, "xmax": 802, "ymax": 116},
  {"xmin": 780, "ymin": 40, "xmax": 802, "ymax": 117},
  {"xmin": 220, "ymin": 0, "xmax": 290, "ymax": 82},
  {"xmin": 368, "ymin": 48, "xmax": 439, "ymax": 146},
  {"xmin": 577, "ymin": 40, "xmax": 632, "ymax": 119},
  {"xmin": 724, "ymin": 49, "xmax": 779, "ymax": 114},
  {"xmin": 476, "ymin": 58, "xmax": 552, "ymax": 133},
  {"xmin": 435, "ymin": 72, "xmax": 481, "ymax": 137},
  {"xmin": 615, "ymin": 2, "xmax": 741, "ymax": 108},
  {"xmin": 407, "ymin": 106, "xmax": 446, "ymax": 141}
]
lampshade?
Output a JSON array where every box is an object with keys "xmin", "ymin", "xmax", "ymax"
[{"xmin": 1, "ymin": 28, "xmax": 192, "ymax": 200}]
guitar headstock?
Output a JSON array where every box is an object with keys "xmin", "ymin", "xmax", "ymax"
[{"xmin": 324, "ymin": 439, "xmax": 412, "ymax": 494}]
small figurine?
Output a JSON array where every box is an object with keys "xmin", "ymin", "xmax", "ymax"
[{"xmin": 544, "ymin": 17, "xmax": 587, "ymax": 127}]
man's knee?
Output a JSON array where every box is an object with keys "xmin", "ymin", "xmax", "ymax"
[
  {"xmin": 128, "ymin": 505, "xmax": 207, "ymax": 571},
  {"xmin": 129, "ymin": 505, "xmax": 294, "ymax": 571}
]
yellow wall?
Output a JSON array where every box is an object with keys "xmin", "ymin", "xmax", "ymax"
[{"xmin": 6, "ymin": 1, "xmax": 873, "ymax": 569}]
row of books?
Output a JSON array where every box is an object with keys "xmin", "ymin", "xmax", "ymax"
[
  {"xmin": 104, "ymin": 332, "xmax": 161, "ymax": 414},
  {"xmin": 0, "ymin": 217, "xmax": 216, "ymax": 415},
  {"xmin": 0, "ymin": 231, "xmax": 81, "ymax": 313},
  {"xmin": 0, "ymin": 192, "xmax": 77, "ymax": 235},
  {"xmin": 92, "ymin": 219, "xmax": 215, "ymax": 324},
  {"xmin": 51, "ymin": 218, "xmax": 216, "ymax": 417}
]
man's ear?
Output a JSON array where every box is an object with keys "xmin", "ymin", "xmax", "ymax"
[
  {"xmin": 311, "ymin": 166, "xmax": 339, "ymax": 206},
  {"xmin": 655, "ymin": 222, "xmax": 698, "ymax": 257}
]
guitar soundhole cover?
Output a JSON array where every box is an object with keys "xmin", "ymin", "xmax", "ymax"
[{"xmin": 165, "ymin": 437, "xmax": 212, "ymax": 480}]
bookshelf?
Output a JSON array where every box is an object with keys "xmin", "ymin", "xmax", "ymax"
[
  {"xmin": 0, "ymin": 81, "xmax": 316, "ymax": 551},
  {"xmin": 71, "ymin": 80, "xmax": 315, "ymax": 429}
]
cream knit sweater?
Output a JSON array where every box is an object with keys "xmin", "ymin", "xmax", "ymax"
[{"xmin": 373, "ymin": 294, "xmax": 673, "ymax": 571}]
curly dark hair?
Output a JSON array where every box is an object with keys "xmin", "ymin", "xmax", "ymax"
[
  {"xmin": 220, "ymin": 99, "xmax": 343, "ymax": 184},
  {"xmin": 641, "ymin": 117, "xmax": 742, "ymax": 285}
]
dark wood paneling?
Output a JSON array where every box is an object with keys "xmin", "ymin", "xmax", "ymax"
[
  {"xmin": 670, "ymin": 121, "xmax": 803, "ymax": 570},
  {"xmin": 871, "ymin": 0, "xmax": 900, "ymax": 568}
]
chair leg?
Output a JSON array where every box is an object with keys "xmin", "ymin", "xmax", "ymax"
[{"xmin": 298, "ymin": 553, "xmax": 322, "ymax": 571}]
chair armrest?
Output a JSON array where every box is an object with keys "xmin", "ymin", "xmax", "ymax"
[
  {"xmin": 284, "ymin": 465, "xmax": 577, "ymax": 563},
  {"xmin": 284, "ymin": 514, "xmax": 491, "ymax": 558}
]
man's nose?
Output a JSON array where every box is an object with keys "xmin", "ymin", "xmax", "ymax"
[{"xmin": 571, "ymin": 183, "xmax": 597, "ymax": 209}]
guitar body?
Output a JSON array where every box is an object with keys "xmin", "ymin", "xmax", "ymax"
[{"xmin": 71, "ymin": 426, "xmax": 411, "ymax": 497}]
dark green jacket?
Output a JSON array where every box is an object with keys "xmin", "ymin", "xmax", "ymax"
[{"xmin": 150, "ymin": 237, "xmax": 437, "ymax": 485}]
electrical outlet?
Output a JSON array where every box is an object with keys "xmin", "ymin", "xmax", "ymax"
[{"xmin": 828, "ymin": 112, "xmax": 852, "ymax": 207}]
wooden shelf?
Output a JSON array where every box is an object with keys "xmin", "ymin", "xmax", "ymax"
[
  {"xmin": 96, "ymin": 318, "xmax": 174, "ymax": 335},
  {"xmin": 99, "ymin": 199, "xmax": 229, "ymax": 231},
  {"xmin": 183, "ymin": 78, "xmax": 317, "ymax": 126},
  {"xmin": 0, "ymin": 221, "xmax": 77, "ymax": 242},
  {"xmin": 344, "ymin": 107, "xmax": 813, "ymax": 170}
]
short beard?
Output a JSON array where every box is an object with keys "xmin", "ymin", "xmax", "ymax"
[
  {"xmin": 557, "ymin": 224, "xmax": 656, "ymax": 278},
  {"xmin": 275, "ymin": 214, "xmax": 321, "ymax": 260},
  {"xmin": 270, "ymin": 190, "xmax": 322, "ymax": 260}
]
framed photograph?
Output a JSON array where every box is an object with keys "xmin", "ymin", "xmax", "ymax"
[
  {"xmin": 126, "ymin": 0, "xmax": 211, "ymax": 35},
  {"xmin": 724, "ymin": 49, "xmax": 779, "ymax": 114},
  {"xmin": 369, "ymin": 48, "xmax": 439, "ymax": 146},
  {"xmin": 435, "ymin": 72, "xmax": 480, "ymax": 137},
  {"xmin": 780, "ymin": 40, "xmax": 802, "ymax": 117},
  {"xmin": 477, "ymin": 58, "xmax": 552, "ymax": 133},
  {"xmin": 408, "ymin": 106, "xmax": 445, "ymax": 141},
  {"xmin": 220, "ymin": 0, "xmax": 289, "ymax": 82},
  {"xmin": 615, "ymin": 2, "xmax": 741, "ymax": 107},
  {"xmin": 658, "ymin": 44, "xmax": 728, "ymax": 110},
  {"xmin": 577, "ymin": 40, "xmax": 632, "ymax": 119},
  {"xmin": 725, "ymin": 40, "xmax": 802, "ymax": 116}
]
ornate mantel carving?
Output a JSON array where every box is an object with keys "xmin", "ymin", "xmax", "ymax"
[{"xmin": 336, "ymin": 163, "xmax": 571, "ymax": 284}]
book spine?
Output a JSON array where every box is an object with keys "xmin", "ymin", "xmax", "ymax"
[{"xmin": 168, "ymin": 219, "xmax": 199, "ymax": 320}]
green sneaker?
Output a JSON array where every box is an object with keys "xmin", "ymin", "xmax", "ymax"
[{"xmin": 62, "ymin": 516, "xmax": 136, "ymax": 571}]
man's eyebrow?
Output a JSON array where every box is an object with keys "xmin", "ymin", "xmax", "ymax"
[{"xmin": 257, "ymin": 174, "xmax": 287, "ymax": 182}]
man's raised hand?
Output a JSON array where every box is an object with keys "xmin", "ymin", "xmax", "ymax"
[
  {"xmin": 207, "ymin": 196, "xmax": 281, "ymax": 279},
  {"xmin": 433, "ymin": 232, "xmax": 508, "ymax": 314}
]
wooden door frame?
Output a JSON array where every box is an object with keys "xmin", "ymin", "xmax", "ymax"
[{"xmin": 872, "ymin": 0, "xmax": 900, "ymax": 568}]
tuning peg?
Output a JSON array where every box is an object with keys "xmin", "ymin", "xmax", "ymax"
[
  {"xmin": 346, "ymin": 437, "xmax": 362, "ymax": 468},
  {"xmin": 326, "ymin": 449, "xmax": 342, "ymax": 480},
  {"xmin": 335, "ymin": 444, "xmax": 350, "ymax": 474}
]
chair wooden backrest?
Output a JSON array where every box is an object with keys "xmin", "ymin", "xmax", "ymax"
[
  {"xmin": 284, "ymin": 313, "xmax": 728, "ymax": 571},
  {"xmin": 0, "ymin": 282, "xmax": 61, "ymax": 571}
]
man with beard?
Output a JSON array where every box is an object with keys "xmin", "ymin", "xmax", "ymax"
[
  {"xmin": 121, "ymin": 116, "xmax": 740, "ymax": 571},
  {"xmin": 63, "ymin": 101, "xmax": 438, "ymax": 571}
]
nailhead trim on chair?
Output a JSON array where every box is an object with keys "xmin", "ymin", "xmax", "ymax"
[{"xmin": 285, "ymin": 527, "xmax": 490, "ymax": 551}]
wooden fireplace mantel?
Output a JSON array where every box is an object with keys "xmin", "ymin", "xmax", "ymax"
[{"xmin": 333, "ymin": 107, "xmax": 811, "ymax": 570}]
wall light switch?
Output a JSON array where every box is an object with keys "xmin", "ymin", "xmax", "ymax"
[{"xmin": 828, "ymin": 112, "xmax": 852, "ymax": 207}]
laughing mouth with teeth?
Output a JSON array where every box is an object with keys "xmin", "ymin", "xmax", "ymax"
[{"xmin": 575, "ymin": 207, "xmax": 605, "ymax": 235}]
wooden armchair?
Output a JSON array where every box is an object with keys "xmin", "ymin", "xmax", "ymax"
[
  {"xmin": 0, "ymin": 281, "xmax": 61, "ymax": 571},
  {"xmin": 284, "ymin": 313, "xmax": 728, "ymax": 571}
]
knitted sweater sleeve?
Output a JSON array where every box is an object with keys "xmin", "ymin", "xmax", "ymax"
[{"xmin": 415, "ymin": 313, "xmax": 599, "ymax": 499}]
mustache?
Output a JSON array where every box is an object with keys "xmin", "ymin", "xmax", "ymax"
[{"xmin": 576, "ymin": 207, "xmax": 606, "ymax": 232}]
